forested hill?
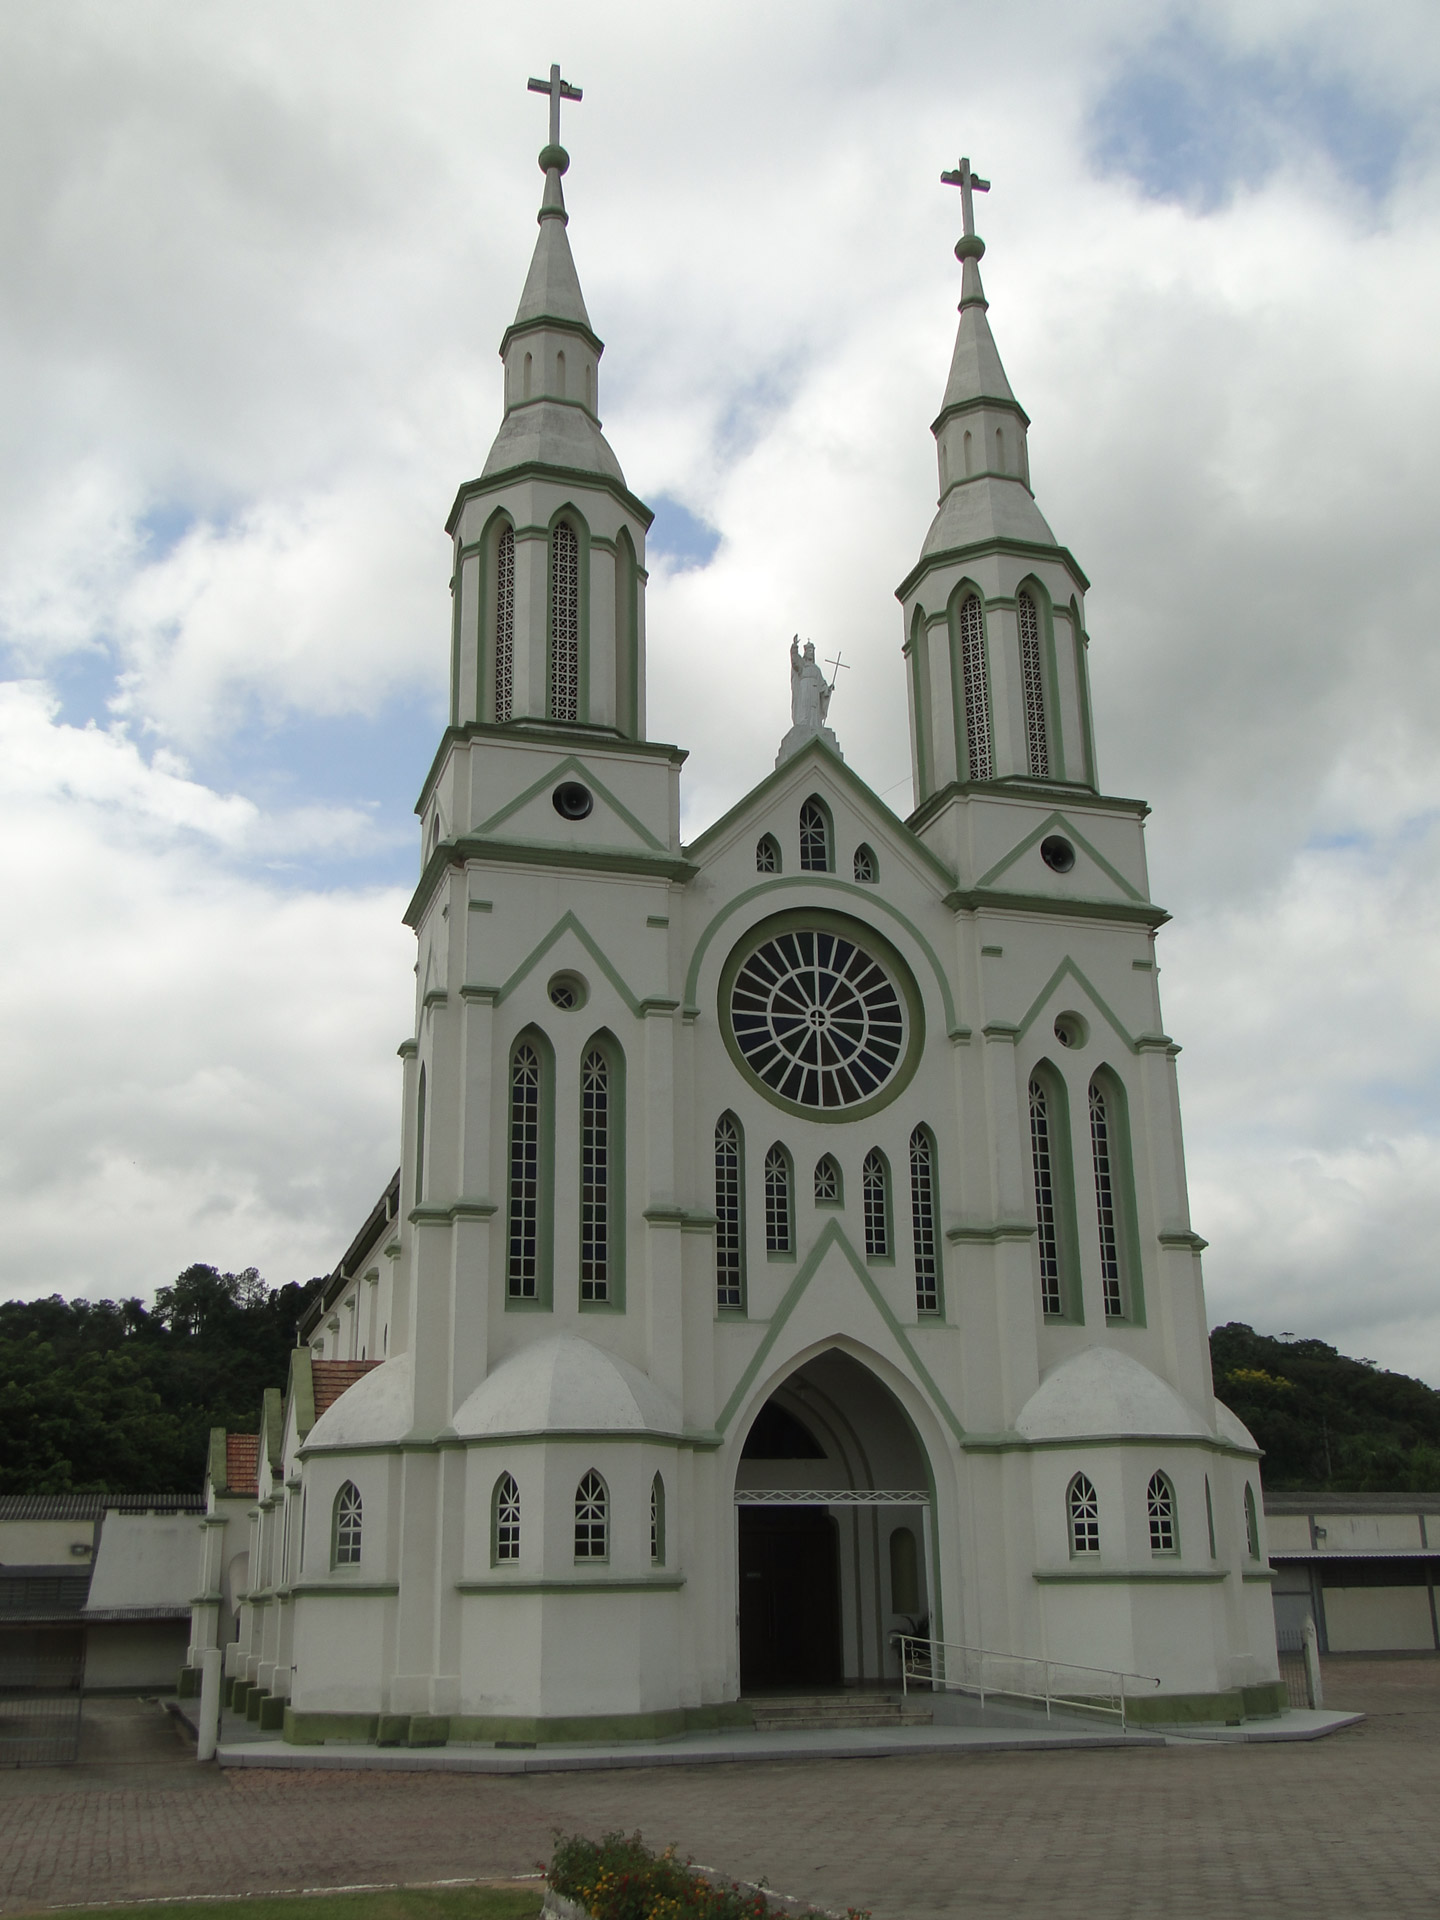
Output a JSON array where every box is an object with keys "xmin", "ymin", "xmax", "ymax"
[
  {"xmin": 4, "ymin": 1277, "xmax": 1440, "ymax": 1497},
  {"xmin": 1210, "ymin": 1322, "xmax": 1440, "ymax": 1491},
  {"xmin": 0, "ymin": 1267, "xmax": 319, "ymax": 1496}
]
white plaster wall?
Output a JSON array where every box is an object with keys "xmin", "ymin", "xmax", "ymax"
[
  {"xmin": 87, "ymin": 1513, "xmax": 197, "ymax": 1611},
  {"xmin": 0, "ymin": 1519, "xmax": 94, "ymax": 1564}
]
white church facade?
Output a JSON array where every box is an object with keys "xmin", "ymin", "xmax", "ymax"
[{"xmin": 186, "ymin": 87, "xmax": 1284, "ymax": 1744}]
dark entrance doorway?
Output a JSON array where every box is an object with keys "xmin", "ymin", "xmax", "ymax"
[{"xmin": 738, "ymin": 1504, "xmax": 842, "ymax": 1690}]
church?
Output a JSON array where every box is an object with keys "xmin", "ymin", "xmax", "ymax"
[{"xmin": 186, "ymin": 76, "xmax": 1284, "ymax": 1745}]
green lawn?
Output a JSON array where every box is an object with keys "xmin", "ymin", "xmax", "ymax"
[{"xmin": 40, "ymin": 1887, "xmax": 544, "ymax": 1920}]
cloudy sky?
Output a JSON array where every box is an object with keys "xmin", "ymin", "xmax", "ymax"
[{"xmin": 3, "ymin": 0, "xmax": 1440, "ymax": 1380}]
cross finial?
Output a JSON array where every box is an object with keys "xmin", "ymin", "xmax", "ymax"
[
  {"xmin": 940, "ymin": 155, "xmax": 990, "ymax": 240},
  {"xmin": 528, "ymin": 63, "xmax": 583, "ymax": 154}
]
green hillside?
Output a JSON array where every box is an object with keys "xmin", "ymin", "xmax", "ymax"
[{"xmin": 1210, "ymin": 1322, "xmax": 1440, "ymax": 1491}]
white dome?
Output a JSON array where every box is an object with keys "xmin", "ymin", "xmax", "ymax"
[
  {"xmin": 453, "ymin": 1333, "xmax": 682, "ymax": 1439},
  {"xmin": 307, "ymin": 1350, "xmax": 414, "ymax": 1450},
  {"xmin": 1016, "ymin": 1346, "xmax": 1209, "ymax": 1441},
  {"xmin": 1212, "ymin": 1397, "xmax": 1260, "ymax": 1452}
]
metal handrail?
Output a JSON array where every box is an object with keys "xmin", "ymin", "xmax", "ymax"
[{"xmin": 897, "ymin": 1634, "xmax": 1160, "ymax": 1731}]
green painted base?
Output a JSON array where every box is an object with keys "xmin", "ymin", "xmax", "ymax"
[
  {"xmin": 1124, "ymin": 1683, "xmax": 1288, "ymax": 1726},
  {"xmin": 258, "ymin": 1693, "xmax": 286, "ymax": 1731},
  {"xmin": 176, "ymin": 1667, "xmax": 200, "ymax": 1699},
  {"xmin": 283, "ymin": 1701, "xmax": 754, "ymax": 1748}
]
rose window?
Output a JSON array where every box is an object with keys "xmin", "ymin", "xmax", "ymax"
[{"xmin": 727, "ymin": 926, "xmax": 908, "ymax": 1111}]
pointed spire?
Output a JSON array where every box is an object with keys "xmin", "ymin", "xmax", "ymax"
[
  {"xmin": 512, "ymin": 140, "xmax": 594, "ymax": 334},
  {"xmin": 938, "ymin": 157, "xmax": 1019, "ymax": 415}
]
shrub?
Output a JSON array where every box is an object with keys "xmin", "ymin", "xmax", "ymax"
[{"xmin": 546, "ymin": 1831, "xmax": 869, "ymax": 1920}]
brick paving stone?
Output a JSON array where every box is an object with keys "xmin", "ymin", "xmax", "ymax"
[{"xmin": 1, "ymin": 1660, "xmax": 1437, "ymax": 1919}]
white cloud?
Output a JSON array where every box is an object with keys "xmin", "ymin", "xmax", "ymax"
[{"xmin": 2, "ymin": 0, "xmax": 1440, "ymax": 1385}]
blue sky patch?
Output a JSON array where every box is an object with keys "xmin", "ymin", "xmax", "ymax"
[
  {"xmin": 1090, "ymin": 23, "xmax": 1407, "ymax": 209},
  {"xmin": 647, "ymin": 493, "xmax": 721, "ymax": 571}
]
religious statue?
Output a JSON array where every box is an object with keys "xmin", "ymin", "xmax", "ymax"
[{"xmin": 790, "ymin": 637, "xmax": 833, "ymax": 733}]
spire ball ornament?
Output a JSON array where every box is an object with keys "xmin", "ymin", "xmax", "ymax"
[
  {"xmin": 941, "ymin": 154, "xmax": 989, "ymax": 260},
  {"xmin": 528, "ymin": 61, "xmax": 582, "ymax": 170}
]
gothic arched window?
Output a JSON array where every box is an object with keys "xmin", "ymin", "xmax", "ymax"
[
  {"xmin": 909, "ymin": 1125, "xmax": 939, "ymax": 1314},
  {"xmin": 549, "ymin": 520, "xmax": 580, "ymax": 721},
  {"xmin": 414, "ymin": 1064, "xmax": 427, "ymax": 1207},
  {"xmin": 332, "ymin": 1482, "xmax": 362, "ymax": 1567},
  {"xmin": 799, "ymin": 796, "xmax": 832, "ymax": 872},
  {"xmin": 1089, "ymin": 1080, "xmax": 1124, "ymax": 1320},
  {"xmin": 814, "ymin": 1154, "xmax": 841, "ymax": 1205},
  {"xmin": 715, "ymin": 1113, "xmax": 744, "ymax": 1311},
  {"xmin": 574, "ymin": 1469, "xmax": 608, "ymax": 1560},
  {"xmin": 1017, "ymin": 589, "xmax": 1048, "ymax": 777},
  {"xmin": 862, "ymin": 1148, "xmax": 891, "ymax": 1259},
  {"xmin": 507, "ymin": 1041, "xmax": 544, "ymax": 1300},
  {"xmin": 853, "ymin": 843, "xmax": 878, "ymax": 884},
  {"xmin": 957, "ymin": 593, "xmax": 993, "ymax": 781},
  {"xmin": 1244, "ymin": 1482, "xmax": 1260, "ymax": 1560},
  {"xmin": 580, "ymin": 1045, "xmax": 611, "ymax": 1303},
  {"xmin": 756, "ymin": 833, "xmax": 780, "ymax": 874},
  {"xmin": 764, "ymin": 1143, "xmax": 793, "ymax": 1255},
  {"xmin": 650, "ymin": 1472, "xmax": 666, "ymax": 1566},
  {"xmin": 1147, "ymin": 1471, "xmax": 1177, "ymax": 1554},
  {"xmin": 1029, "ymin": 1075, "xmax": 1064, "ymax": 1316},
  {"xmin": 1068, "ymin": 1473, "xmax": 1099, "ymax": 1555},
  {"xmin": 492, "ymin": 1472, "xmax": 521, "ymax": 1564},
  {"xmin": 494, "ymin": 523, "xmax": 515, "ymax": 722}
]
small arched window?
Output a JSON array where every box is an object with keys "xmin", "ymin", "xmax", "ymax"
[
  {"xmin": 909, "ymin": 1126, "xmax": 939, "ymax": 1314},
  {"xmin": 650, "ymin": 1472, "xmax": 666, "ymax": 1566},
  {"xmin": 756, "ymin": 833, "xmax": 780, "ymax": 874},
  {"xmin": 549, "ymin": 521, "xmax": 580, "ymax": 722},
  {"xmin": 853, "ymin": 844, "xmax": 878, "ymax": 884},
  {"xmin": 799, "ymin": 797, "xmax": 831, "ymax": 872},
  {"xmin": 507, "ymin": 1041, "xmax": 542, "ymax": 1300},
  {"xmin": 814, "ymin": 1154, "xmax": 842, "ymax": 1205},
  {"xmin": 1068, "ymin": 1473, "xmax": 1099, "ymax": 1555},
  {"xmin": 555, "ymin": 348, "xmax": 566, "ymax": 397},
  {"xmin": 523, "ymin": 351, "xmax": 532, "ymax": 400},
  {"xmin": 1147, "ymin": 1471, "xmax": 1178, "ymax": 1555},
  {"xmin": 575, "ymin": 1469, "xmax": 608, "ymax": 1560},
  {"xmin": 580, "ymin": 1045, "xmax": 611, "ymax": 1303},
  {"xmin": 957, "ymin": 594, "xmax": 993, "ymax": 781},
  {"xmin": 1244, "ymin": 1483, "xmax": 1260, "ymax": 1560},
  {"xmin": 332, "ymin": 1482, "xmax": 362, "ymax": 1567},
  {"xmin": 414, "ymin": 1064, "xmax": 427, "ymax": 1206},
  {"xmin": 994, "ymin": 426, "xmax": 1005, "ymax": 473},
  {"xmin": 1017, "ymin": 590, "xmax": 1048, "ymax": 777},
  {"xmin": 1205, "ymin": 1475, "xmax": 1217, "ymax": 1558},
  {"xmin": 862, "ymin": 1148, "xmax": 890, "ymax": 1259},
  {"xmin": 763, "ymin": 1144, "xmax": 793, "ymax": 1255},
  {"xmin": 963, "ymin": 428, "xmax": 973, "ymax": 475},
  {"xmin": 494, "ymin": 524, "xmax": 515, "ymax": 723},
  {"xmin": 715, "ymin": 1113, "xmax": 744, "ymax": 1310},
  {"xmin": 1029, "ymin": 1076, "xmax": 1063, "ymax": 1316},
  {"xmin": 492, "ymin": 1472, "xmax": 521, "ymax": 1564}
]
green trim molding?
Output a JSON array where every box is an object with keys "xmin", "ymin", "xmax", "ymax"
[{"xmin": 1033, "ymin": 1568, "xmax": 1229, "ymax": 1585}]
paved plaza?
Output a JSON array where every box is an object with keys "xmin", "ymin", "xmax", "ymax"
[{"xmin": 1, "ymin": 1659, "xmax": 1436, "ymax": 1920}]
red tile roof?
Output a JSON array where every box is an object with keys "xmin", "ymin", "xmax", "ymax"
[
  {"xmin": 312, "ymin": 1359, "xmax": 381, "ymax": 1419},
  {"xmin": 225, "ymin": 1434, "xmax": 259, "ymax": 1497}
]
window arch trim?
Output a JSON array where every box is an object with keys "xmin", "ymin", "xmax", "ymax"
[
  {"xmin": 579, "ymin": 1030, "xmax": 626, "ymax": 1311},
  {"xmin": 650, "ymin": 1471, "xmax": 666, "ymax": 1567},
  {"xmin": 755, "ymin": 832, "xmax": 781, "ymax": 875},
  {"xmin": 1088, "ymin": 1067, "xmax": 1145, "ymax": 1326},
  {"xmin": 763, "ymin": 1142, "xmax": 795, "ymax": 1259},
  {"xmin": 1067, "ymin": 1472, "xmax": 1099, "ymax": 1556},
  {"xmin": 862, "ymin": 1146, "xmax": 893, "ymax": 1262},
  {"xmin": 1243, "ymin": 1482, "xmax": 1260, "ymax": 1561},
  {"xmin": 574, "ymin": 1468, "xmax": 609, "ymax": 1561},
  {"xmin": 853, "ymin": 843, "xmax": 879, "ymax": 884},
  {"xmin": 909, "ymin": 1124, "xmax": 941, "ymax": 1315},
  {"xmin": 814, "ymin": 1153, "xmax": 843, "ymax": 1208},
  {"xmin": 715, "ymin": 1111, "xmax": 746, "ymax": 1314},
  {"xmin": 491, "ymin": 1471, "xmax": 521, "ymax": 1566},
  {"xmin": 1016, "ymin": 576, "xmax": 1065, "ymax": 781},
  {"xmin": 1147, "ymin": 1470, "xmax": 1179, "ymax": 1555},
  {"xmin": 948, "ymin": 582, "xmax": 993, "ymax": 783},
  {"xmin": 505, "ymin": 1027, "xmax": 555, "ymax": 1311},
  {"xmin": 614, "ymin": 525, "xmax": 640, "ymax": 739}
]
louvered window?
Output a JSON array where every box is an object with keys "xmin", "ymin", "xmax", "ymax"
[
  {"xmin": 549, "ymin": 522, "xmax": 579, "ymax": 721},
  {"xmin": 495, "ymin": 525, "xmax": 515, "ymax": 722},
  {"xmin": 958, "ymin": 594, "xmax": 993, "ymax": 780},
  {"xmin": 1018, "ymin": 589, "xmax": 1047, "ymax": 776}
]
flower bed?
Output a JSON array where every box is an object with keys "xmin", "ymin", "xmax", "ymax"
[{"xmin": 544, "ymin": 1831, "xmax": 870, "ymax": 1920}]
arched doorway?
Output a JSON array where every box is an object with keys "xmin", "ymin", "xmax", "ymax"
[{"xmin": 735, "ymin": 1349, "xmax": 933, "ymax": 1693}]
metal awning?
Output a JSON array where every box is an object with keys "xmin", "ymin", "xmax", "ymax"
[{"xmin": 735, "ymin": 1488, "xmax": 929, "ymax": 1505}]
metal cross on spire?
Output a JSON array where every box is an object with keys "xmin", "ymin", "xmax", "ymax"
[
  {"xmin": 528, "ymin": 63, "xmax": 583, "ymax": 150},
  {"xmin": 940, "ymin": 155, "xmax": 990, "ymax": 237}
]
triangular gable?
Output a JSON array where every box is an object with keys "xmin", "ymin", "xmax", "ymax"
[
  {"xmin": 973, "ymin": 809, "xmax": 1145, "ymax": 902},
  {"xmin": 714, "ymin": 1220, "xmax": 964, "ymax": 1444},
  {"xmin": 489, "ymin": 910, "xmax": 647, "ymax": 1016},
  {"xmin": 1013, "ymin": 955, "xmax": 1155, "ymax": 1055},
  {"xmin": 473, "ymin": 753, "xmax": 668, "ymax": 853}
]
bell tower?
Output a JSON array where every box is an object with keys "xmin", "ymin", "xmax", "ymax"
[
  {"xmin": 899, "ymin": 159, "xmax": 1100, "ymax": 819},
  {"xmin": 446, "ymin": 66, "xmax": 652, "ymax": 739}
]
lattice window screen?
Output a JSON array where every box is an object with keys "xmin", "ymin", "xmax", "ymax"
[
  {"xmin": 959, "ymin": 594, "xmax": 993, "ymax": 780},
  {"xmin": 1018, "ymin": 590, "xmax": 1048, "ymax": 776},
  {"xmin": 550, "ymin": 522, "xmax": 580, "ymax": 720},
  {"xmin": 495, "ymin": 526, "xmax": 515, "ymax": 722}
]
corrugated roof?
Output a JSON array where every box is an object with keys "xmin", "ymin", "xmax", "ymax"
[
  {"xmin": 312, "ymin": 1360, "xmax": 381, "ymax": 1418},
  {"xmin": 0, "ymin": 1494, "xmax": 206, "ymax": 1521},
  {"xmin": 0, "ymin": 1569, "xmax": 93, "ymax": 1618},
  {"xmin": 225, "ymin": 1434, "xmax": 259, "ymax": 1497}
]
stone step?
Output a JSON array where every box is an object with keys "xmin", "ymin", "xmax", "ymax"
[{"xmin": 747, "ymin": 1694, "xmax": 933, "ymax": 1731}]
